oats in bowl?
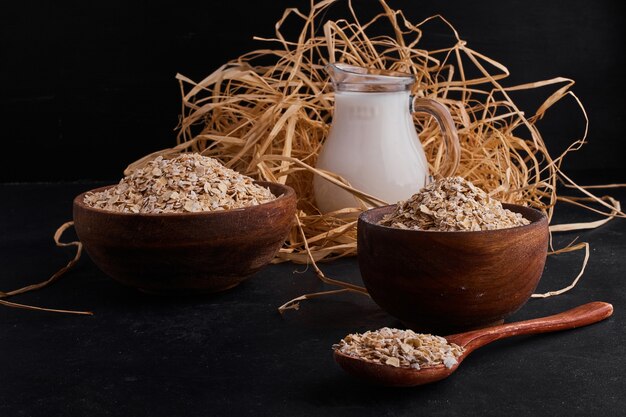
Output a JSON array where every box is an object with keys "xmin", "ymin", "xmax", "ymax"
[
  {"xmin": 73, "ymin": 154, "xmax": 297, "ymax": 294},
  {"xmin": 379, "ymin": 176, "xmax": 529, "ymax": 231},
  {"xmin": 84, "ymin": 153, "xmax": 276, "ymax": 213}
]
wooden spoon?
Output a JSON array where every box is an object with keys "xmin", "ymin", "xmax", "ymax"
[{"xmin": 333, "ymin": 301, "xmax": 613, "ymax": 387}]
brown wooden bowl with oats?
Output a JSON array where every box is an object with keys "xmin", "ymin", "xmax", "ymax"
[
  {"xmin": 357, "ymin": 204, "xmax": 549, "ymax": 333},
  {"xmin": 73, "ymin": 182, "xmax": 296, "ymax": 294}
]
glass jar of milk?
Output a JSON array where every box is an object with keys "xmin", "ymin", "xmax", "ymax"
[{"xmin": 313, "ymin": 63, "xmax": 460, "ymax": 213}]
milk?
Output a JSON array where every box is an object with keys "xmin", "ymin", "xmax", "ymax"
[{"xmin": 313, "ymin": 90, "xmax": 429, "ymax": 213}]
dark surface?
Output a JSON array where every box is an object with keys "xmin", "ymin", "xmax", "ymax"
[
  {"xmin": 1, "ymin": 0, "xmax": 625, "ymax": 181},
  {"xmin": 1, "ymin": 182, "xmax": 625, "ymax": 417}
]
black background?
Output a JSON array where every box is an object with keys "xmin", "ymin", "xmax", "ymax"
[
  {"xmin": 1, "ymin": 2, "xmax": 626, "ymax": 415},
  {"xmin": 1, "ymin": 0, "xmax": 624, "ymax": 183}
]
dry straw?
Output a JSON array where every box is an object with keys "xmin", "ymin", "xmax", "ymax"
[
  {"xmin": 2, "ymin": 0, "xmax": 623, "ymax": 314},
  {"xmin": 125, "ymin": 0, "xmax": 624, "ymax": 312}
]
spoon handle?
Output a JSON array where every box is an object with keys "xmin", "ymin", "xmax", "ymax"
[{"xmin": 450, "ymin": 302, "xmax": 613, "ymax": 351}]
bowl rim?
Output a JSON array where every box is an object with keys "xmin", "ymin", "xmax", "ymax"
[
  {"xmin": 359, "ymin": 202, "xmax": 547, "ymax": 235},
  {"xmin": 73, "ymin": 180, "xmax": 296, "ymax": 218}
]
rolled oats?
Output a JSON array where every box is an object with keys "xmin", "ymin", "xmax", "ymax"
[
  {"xmin": 333, "ymin": 327, "xmax": 464, "ymax": 370},
  {"xmin": 84, "ymin": 154, "xmax": 276, "ymax": 213},
  {"xmin": 379, "ymin": 176, "xmax": 530, "ymax": 231}
]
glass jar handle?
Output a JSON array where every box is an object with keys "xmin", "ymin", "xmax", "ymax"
[{"xmin": 410, "ymin": 97, "xmax": 460, "ymax": 177}]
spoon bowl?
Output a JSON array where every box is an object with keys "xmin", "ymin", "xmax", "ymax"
[
  {"xmin": 333, "ymin": 302, "xmax": 613, "ymax": 387},
  {"xmin": 333, "ymin": 350, "xmax": 458, "ymax": 387}
]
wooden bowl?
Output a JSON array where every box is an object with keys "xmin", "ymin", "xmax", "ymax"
[
  {"xmin": 73, "ymin": 182, "xmax": 296, "ymax": 294},
  {"xmin": 357, "ymin": 204, "xmax": 549, "ymax": 333}
]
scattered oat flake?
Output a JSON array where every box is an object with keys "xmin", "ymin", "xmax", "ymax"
[
  {"xmin": 83, "ymin": 153, "xmax": 276, "ymax": 213},
  {"xmin": 333, "ymin": 328, "xmax": 464, "ymax": 370},
  {"xmin": 379, "ymin": 176, "xmax": 530, "ymax": 231}
]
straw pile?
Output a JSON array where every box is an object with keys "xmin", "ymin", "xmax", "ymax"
[
  {"xmin": 122, "ymin": 0, "xmax": 626, "ymax": 310},
  {"xmin": 8, "ymin": 0, "xmax": 621, "ymax": 319},
  {"xmin": 4, "ymin": 0, "xmax": 624, "ymax": 316}
]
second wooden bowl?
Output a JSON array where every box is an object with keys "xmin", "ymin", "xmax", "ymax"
[{"xmin": 357, "ymin": 204, "xmax": 549, "ymax": 333}]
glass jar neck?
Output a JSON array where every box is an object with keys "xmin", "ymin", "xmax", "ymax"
[
  {"xmin": 328, "ymin": 63, "xmax": 415, "ymax": 93},
  {"xmin": 333, "ymin": 83, "xmax": 413, "ymax": 93}
]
